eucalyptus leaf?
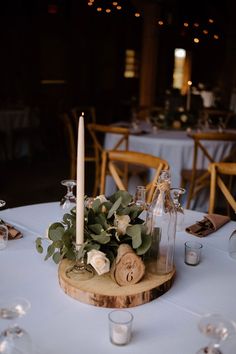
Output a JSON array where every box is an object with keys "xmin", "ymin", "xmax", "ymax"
[
  {"xmin": 49, "ymin": 226, "xmax": 65, "ymax": 242},
  {"xmin": 84, "ymin": 243, "xmax": 100, "ymax": 251},
  {"xmin": 48, "ymin": 222, "xmax": 63, "ymax": 230},
  {"xmin": 126, "ymin": 224, "xmax": 142, "ymax": 249},
  {"xmin": 88, "ymin": 223, "xmax": 103, "ymax": 234},
  {"xmin": 107, "ymin": 196, "xmax": 122, "ymax": 218},
  {"xmin": 52, "ymin": 252, "xmax": 63, "ymax": 264},
  {"xmin": 91, "ymin": 198, "xmax": 100, "ymax": 213},
  {"xmin": 109, "ymin": 190, "xmax": 132, "ymax": 207},
  {"xmin": 94, "ymin": 214, "xmax": 108, "ymax": 229},
  {"xmin": 64, "ymin": 247, "xmax": 75, "ymax": 260},
  {"xmin": 91, "ymin": 231, "xmax": 111, "ymax": 244},
  {"xmin": 44, "ymin": 243, "xmax": 55, "ymax": 261},
  {"xmin": 53, "ymin": 240, "xmax": 63, "ymax": 249},
  {"xmin": 36, "ymin": 239, "xmax": 43, "ymax": 254},
  {"xmin": 136, "ymin": 233, "xmax": 152, "ymax": 255}
]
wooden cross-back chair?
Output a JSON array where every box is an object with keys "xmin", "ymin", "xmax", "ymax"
[
  {"xmin": 100, "ymin": 150, "xmax": 169, "ymax": 204},
  {"xmin": 182, "ymin": 131, "xmax": 236, "ymax": 209},
  {"xmin": 208, "ymin": 162, "xmax": 236, "ymax": 215},
  {"xmin": 87, "ymin": 123, "xmax": 130, "ymax": 196},
  {"xmin": 199, "ymin": 109, "xmax": 235, "ymax": 129}
]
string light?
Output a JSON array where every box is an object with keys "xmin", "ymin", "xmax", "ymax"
[
  {"xmin": 156, "ymin": 11, "xmax": 222, "ymax": 45},
  {"xmin": 87, "ymin": 0, "xmax": 141, "ymax": 17},
  {"xmin": 87, "ymin": 0, "xmax": 223, "ymax": 45}
]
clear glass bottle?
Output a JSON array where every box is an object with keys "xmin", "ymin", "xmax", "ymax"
[
  {"xmin": 146, "ymin": 170, "xmax": 177, "ymax": 275},
  {"xmin": 170, "ymin": 187, "xmax": 186, "ymax": 232}
]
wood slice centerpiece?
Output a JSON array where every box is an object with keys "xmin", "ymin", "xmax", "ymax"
[{"xmin": 58, "ymin": 257, "xmax": 176, "ymax": 308}]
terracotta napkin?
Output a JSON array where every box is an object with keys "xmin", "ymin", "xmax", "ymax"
[
  {"xmin": 185, "ymin": 213, "xmax": 230, "ymax": 237},
  {"xmin": 0, "ymin": 219, "xmax": 23, "ymax": 240}
]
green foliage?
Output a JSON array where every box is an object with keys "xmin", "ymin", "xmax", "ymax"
[{"xmin": 35, "ymin": 190, "xmax": 152, "ymax": 264}]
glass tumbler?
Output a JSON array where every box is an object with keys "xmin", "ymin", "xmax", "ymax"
[
  {"xmin": 108, "ymin": 310, "xmax": 133, "ymax": 346},
  {"xmin": 185, "ymin": 241, "xmax": 203, "ymax": 266}
]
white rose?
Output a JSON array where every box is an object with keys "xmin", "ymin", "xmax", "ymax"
[
  {"xmin": 87, "ymin": 250, "xmax": 110, "ymax": 275},
  {"xmin": 114, "ymin": 214, "xmax": 131, "ymax": 236}
]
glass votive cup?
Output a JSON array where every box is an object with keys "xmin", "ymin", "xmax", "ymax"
[
  {"xmin": 0, "ymin": 224, "xmax": 8, "ymax": 250},
  {"xmin": 184, "ymin": 241, "xmax": 203, "ymax": 266},
  {"xmin": 108, "ymin": 310, "xmax": 133, "ymax": 346}
]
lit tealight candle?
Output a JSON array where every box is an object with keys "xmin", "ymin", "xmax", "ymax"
[
  {"xmin": 108, "ymin": 310, "xmax": 133, "ymax": 346},
  {"xmin": 112, "ymin": 324, "xmax": 129, "ymax": 345},
  {"xmin": 76, "ymin": 113, "xmax": 85, "ymax": 246},
  {"xmin": 186, "ymin": 250, "xmax": 199, "ymax": 265},
  {"xmin": 185, "ymin": 241, "xmax": 203, "ymax": 266}
]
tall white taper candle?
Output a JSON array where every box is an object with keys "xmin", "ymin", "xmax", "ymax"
[{"xmin": 76, "ymin": 112, "xmax": 85, "ymax": 246}]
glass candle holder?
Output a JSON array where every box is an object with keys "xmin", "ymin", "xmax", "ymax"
[
  {"xmin": 185, "ymin": 241, "xmax": 203, "ymax": 266},
  {"xmin": 108, "ymin": 310, "xmax": 133, "ymax": 346}
]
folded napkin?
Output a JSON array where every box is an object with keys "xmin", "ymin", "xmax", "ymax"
[
  {"xmin": 185, "ymin": 213, "xmax": 230, "ymax": 237},
  {"xmin": 0, "ymin": 219, "xmax": 23, "ymax": 240}
]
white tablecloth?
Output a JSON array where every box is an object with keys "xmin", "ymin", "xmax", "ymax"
[
  {"xmin": 0, "ymin": 202, "xmax": 236, "ymax": 354},
  {"xmin": 104, "ymin": 129, "xmax": 235, "ymax": 211}
]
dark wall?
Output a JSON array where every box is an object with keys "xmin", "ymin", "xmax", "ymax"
[{"xmin": 0, "ymin": 0, "xmax": 235, "ymax": 134}]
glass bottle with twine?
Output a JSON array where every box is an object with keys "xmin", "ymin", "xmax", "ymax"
[{"xmin": 146, "ymin": 170, "xmax": 177, "ymax": 275}]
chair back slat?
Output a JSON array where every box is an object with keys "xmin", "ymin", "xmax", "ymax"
[
  {"xmin": 87, "ymin": 123, "xmax": 130, "ymax": 196},
  {"xmin": 186, "ymin": 131, "xmax": 236, "ymax": 209},
  {"xmin": 100, "ymin": 150, "xmax": 169, "ymax": 203},
  {"xmin": 208, "ymin": 162, "xmax": 236, "ymax": 215}
]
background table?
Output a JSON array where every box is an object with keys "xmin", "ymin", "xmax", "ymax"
[
  {"xmin": 104, "ymin": 129, "xmax": 235, "ymax": 211},
  {"xmin": 0, "ymin": 202, "xmax": 236, "ymax": 354}
]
